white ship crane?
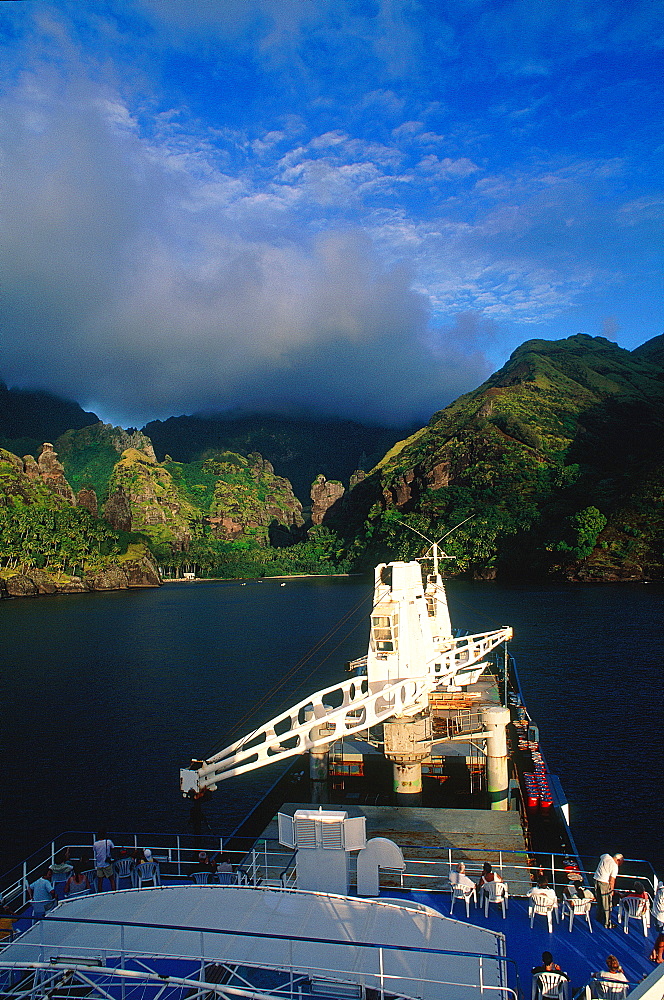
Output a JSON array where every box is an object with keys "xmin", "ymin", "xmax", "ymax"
[{"xmin": 181, "ymin": 546, "xmax": 512, "ymax": 805}]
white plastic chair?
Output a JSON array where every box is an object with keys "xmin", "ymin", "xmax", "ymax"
[
  {"xmin": 191, "ymin": 871, "xmax": 211, "ymax": 885},
  {"xmin": 450, "ymin": 882, "xmax": 477, "ymax": 917},
  {"xmin": 618, "ymin": 895, "xmax": 650, "ymax": 935},
  {"xmin": 482, "ymin": 880, "xmax": 508, "ymax": 917},
  {"xmin": 591, "ymin": 978, "xmax": 628, "ymax": 999},
  {"xmin": 50, "ymin": 870, "xmax": 72, "ymax": 899},
  {"xmin": 561, "ymin": 895, "xmax": 593, "ymax": 932},
  {"xmin": 216, "ymin": 871, "xmax": 236, "ymax": 885},
  {"xmin": 114, "ymin": 858, "xmax": 135, "ymax": 890},
  {"xmin": 532, "ymin": 972, "xmax": 568, "ymax": 1000},
  {"xmin": 133, "ymin": 862, "xmax": 161, "ymax": 888},
  {"xmin": 529, "ymin": 891, "xmax": 559, "ymax": 932},
  {"xmin": 65, "ymin": 876, "xmax": 91, "ymax": 897}
]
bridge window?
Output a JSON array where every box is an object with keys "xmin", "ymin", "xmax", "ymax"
[
  {"xmin": 426, "ymin": 596, "xmax": 436, "ymax": 617},
  {"xmin": 372, "ymin": 614, "xmax": 399, "ymax": 652}
]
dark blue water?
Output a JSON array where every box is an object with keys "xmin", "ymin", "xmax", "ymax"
[{"xmin": 2, "ymin": 576, "xmax": 663, "ymax": 874}]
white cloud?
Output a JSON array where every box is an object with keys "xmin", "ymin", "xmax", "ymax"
[
  {"xmin": 1, "ymin": 0, "xmax": 662, "ymax": 424},
  {"xmin": 417, "ymin": 155, "xmax": 480, "ymax": 179}
]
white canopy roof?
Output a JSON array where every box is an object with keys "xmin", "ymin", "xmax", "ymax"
[{"xmin": 6, "ymin": 886, "xmax": 506, "ymax": 1000}]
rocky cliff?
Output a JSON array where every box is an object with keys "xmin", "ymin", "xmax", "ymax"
[
  {"xmin": 204, "ymin": 451, "xmax": 304, "ymax": 544},
  {"xmin": 310, "ymin": 474, "xmax": 345, "ymax": 525},
  {"xmin": 56, "ymin": 422, "xmax": 156, "ymax": 502},
  {"xmin": 0, "ymin": 444, "xmax": 161, "ymax": 597},
  {"xmin": 103, "ymin": 447, "xmax": 198, "ymax": 550}
]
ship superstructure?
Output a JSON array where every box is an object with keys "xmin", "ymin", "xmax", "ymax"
[{"xmin": 181, "ymin": 554, "xmax": 512, "ymax": 806}]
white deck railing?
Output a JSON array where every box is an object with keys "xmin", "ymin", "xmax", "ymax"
[{"xmin": 2, "ymin": 834, "xmax": 658, "ymax": 909}]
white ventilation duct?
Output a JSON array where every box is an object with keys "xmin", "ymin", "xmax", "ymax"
[
  {"xmin": 356, "ymin": 837, "xmax": 406, "ymax": 897},
  {"xmin": 278, "ymin": 809, "xmax": 367, "ymax": 894}
]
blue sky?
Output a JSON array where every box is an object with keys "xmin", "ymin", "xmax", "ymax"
[{"xmin": 1, "ymin": 1, "xmax": 662, "ymax": 427}]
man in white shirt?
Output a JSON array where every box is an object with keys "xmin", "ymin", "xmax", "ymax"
[
  {"xmin": 594, "ymin": 853, "xmax": 623, "ymax": 928},
  {"xmin": 93, "ymin": 829, "xmax": 116, "ymax": 893}
]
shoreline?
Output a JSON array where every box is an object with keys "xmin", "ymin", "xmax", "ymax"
[{"xmin": 164, "ymin": 572, "xmax": 360, "ymax": 582}]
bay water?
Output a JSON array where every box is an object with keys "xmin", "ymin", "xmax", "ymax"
[{"xmin": 2, "ymin": 575, "xmax": 662, "ymax": 874}]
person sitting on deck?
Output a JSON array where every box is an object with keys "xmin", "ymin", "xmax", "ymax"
[
  {"xmin": 195, "ymin": 851, "xmax": 216, "ymax": 874},
  {"xmin": 477, "ymin": 862, "xmax": 503, "ymax": 891},
  {"xmin": 532, "ymin": 952, "xmax": 568, "ymax": 978},
  {"xmin": 597, "ymin": 956, "xmax": 628, "ymax": 984},
  {"xmin": 449, "ymin": 862, "xmax": 475, "ymax": 891},
  {"xmin": 532, "ymin": 952, "xmax": 569, "ymax": 1000},
  {"xmin": 621, "ymin": 880, "xmax": 648, "ymax": 903},
  {"xmin": 529, "ymin": 878, "xmax": 558, "ymax": 905},
  {"xmin": 50, "ymin": 850, "xmax": 74, "ymax": 899},
  {"xmin": 563, "ymin": 877, "xmax": 594, "ymax": 900},
  {"xmin": 64, "ymin": 862, "xmax": 92, "ymax": 897},
  {"xmin": 590, "ymin": 956, "xmax": 629, "ymax": 1000},
  {"xmin": 0, "ymin": 899, "xmax": 19, "ymax": 941},
  {"xmin": 50, "ymin": 851, "xmax": 73, "ymax": 881},
  {"xmin": 215, "ymin": 854, "xmax": 234, "ymax": 876}
]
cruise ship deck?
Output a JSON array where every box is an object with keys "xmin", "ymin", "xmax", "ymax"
[{"xmin": 1, "ymin": 826, "xmax": 661, "ymax": 1000}]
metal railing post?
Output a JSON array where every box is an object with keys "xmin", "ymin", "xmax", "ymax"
[
  {"xmin": 177, "ymin": 836, "xmax": 181, "ymax": 876},
  {"xmin": 379, "ymin": 946, "xmax": 385, "ymax": 1000},
  {"xmin": 289, "ymin": 938, "xmax": 293, "ymax": 999},
  {"xmin": 121, "ymin": 924, "xmax": 126, "ymax": 1000}
]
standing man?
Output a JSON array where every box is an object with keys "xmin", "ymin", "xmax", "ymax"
[
  {"xmin": 594, "ymin": 852, "xmax": 623, "ymax": 928},
  {"xmin": 93, "ymin": 829, "xmax": 116, "ymax": 893}
]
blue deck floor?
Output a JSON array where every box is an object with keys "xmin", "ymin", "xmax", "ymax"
[{"xmin": 383, "ymin": 890, "xmax": 657, "ymax": 997}]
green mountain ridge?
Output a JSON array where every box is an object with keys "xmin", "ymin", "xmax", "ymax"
[
  {"xmin": 0, "ymin": 434, "xmax": 344, "ymax": 593},
  {"xmin": 1, "ymin": 332, "xmax": 663, "ymax": 587},
  {"xmin": 325, "ymin": 334, "xmax": 664, "ymax": 581},
  {"xmin": 142, "ymin": 413, "xmax": 411, "ymax": 502},
  {"xmin": 0, "ymin": 444, "xmax": 160, "ymax": 597}
]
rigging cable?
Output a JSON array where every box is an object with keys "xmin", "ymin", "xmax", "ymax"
[{"xmin": 204, "ymin": 585, "xmax": 374, "ymax": 757}]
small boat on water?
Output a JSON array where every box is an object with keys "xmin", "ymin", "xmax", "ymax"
[{"xmin": 1, "ymin": 554, "xmax": 661, "ymax": 1000}]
